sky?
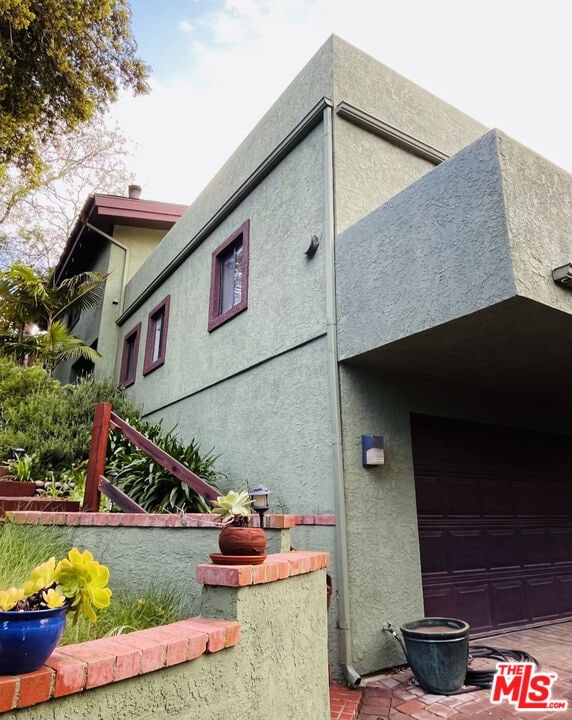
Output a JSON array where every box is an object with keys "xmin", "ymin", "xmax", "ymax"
[{"xmin": 112, "ymin": 0, "xmax": 572, "ymax": 205}]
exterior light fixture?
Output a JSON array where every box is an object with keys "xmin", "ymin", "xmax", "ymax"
[
  {"xmin": 362, "ymin": 435, "xmax": 385, "ymax": 467},
  {"xmin": 304, "ymin": 234, "xmax": 320, "ymax": 258},
  {"xmin": 552, "ymin": 264, "xmax": 572, "ymax": 287},
  {"xmin": 248, "ymin": 485, "xmax": 270, "ymax": 529},
  {"xmin": 10, "ymin": 447, "xmax": 26, "ymax": 461}
]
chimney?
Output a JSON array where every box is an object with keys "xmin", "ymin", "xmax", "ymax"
[{"xmin": 128, "ymin": 184, "xmax": 142, "ymax": 199}]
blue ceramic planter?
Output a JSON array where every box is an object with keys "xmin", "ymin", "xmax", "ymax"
[{"xmin": 0, "ymin": 606, "xmax": 67, "ymax": 675}]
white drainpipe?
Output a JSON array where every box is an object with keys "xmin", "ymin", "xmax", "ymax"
[
  {"xmin": 85, "ymin": 222, "xmax": 130, "ymax": 315},
  {"xmin": 323, "ymin": 105, "xmax": 361, "ymax": 687}
]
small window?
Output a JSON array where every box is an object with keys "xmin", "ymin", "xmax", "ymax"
[
  {"xmin": 208, "ymin": 220, "xmax": 250, "ymax": 332},
  {"xmin": 120, "ymin": 323, "xmax": 141, "ymax": 387},
  {"xmin": 143, "ymin": 295, "xmax": 170, "ymax": 375}
]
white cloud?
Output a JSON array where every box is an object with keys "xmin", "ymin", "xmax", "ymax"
[
  {"xmin": 178, "ymin": 19, "xmax": 193, "ymax": 34},
  {"xmin": 112, "ymin": 0, "xmax": 572, "ymax": 205}
]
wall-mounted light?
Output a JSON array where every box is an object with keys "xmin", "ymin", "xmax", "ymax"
[
  {"xmin": 362, "ymin": 435, "xmax": 385, "ymax": 467},
  {"xmin": 248, "ymin": 485, "xmax": 270, "ymax": 529},
  {"xmin": 552, "ymin": 263, "xmax": 572, "ymax": 288},
  {"xmin": 304, "ymin": 234, "xmax": 320, "ymax": 258}
]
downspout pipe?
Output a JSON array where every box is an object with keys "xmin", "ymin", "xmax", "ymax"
[
  {"xmin": 85, "ymin": 222, "xmax": 129, "ymax": 315},
  {"xmin": 323, "ymin": 105, "xmax": 362, "ymax": 688}
]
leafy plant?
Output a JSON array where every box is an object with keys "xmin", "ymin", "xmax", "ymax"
[
  {"xmin": 106, "ymin": 418, "xmax": 223, "ymax": 514},
  {"xmin": 0, "ymin": 264, "xmax": 106, "ymax": 375},
  {"xmin": 6, "ymin": 452, "xmax": 37, "ymax": 481},
  {"xmin": 210, "ymin": 490, "xmax": 253, "ymax": 527},
  {"xmin": 0, "ymin": 547, "xmax": 112, "ymax": 624},
  {"xmin": 0, "ymin": 358, "xmax": 140, "ymax": 476}
]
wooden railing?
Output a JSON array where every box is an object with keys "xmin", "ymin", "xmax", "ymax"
[{"xmin": 84, "ymin": 402, "xmax": 220, "ymax": 513}]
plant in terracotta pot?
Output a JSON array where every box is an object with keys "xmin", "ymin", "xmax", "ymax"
[
  {"xmin": 209, "ymin": 490, "xmax": 267, "ymax": 564},
  {"xmin": 0, "ymin": 547, "xmax": 112, "ymax": 674}
]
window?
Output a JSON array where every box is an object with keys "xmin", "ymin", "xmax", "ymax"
[
  {"xmin": 120, "ymin": 324, "xmax": 141, "ymax": 387},
  {"xmin": 143, "ymin": 295, "xmax": 170, "ymax": 374},
  {"xmin": 208, "ymin": 220, "xmax": 250, "ymax": 332}
]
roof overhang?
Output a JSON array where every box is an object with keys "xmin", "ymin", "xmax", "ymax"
[{"xmin": 53, "ymin": 194, "xmax": 187, "ymax": 283}]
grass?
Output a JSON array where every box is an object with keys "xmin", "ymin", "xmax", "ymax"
[
  {"xmin": 61, "ymin": 585, "xmax": 185, "ymax": 645},
  {"xmin": 0, "ymin": 523, "xmax": 70, "ymax": 587},
  {"xmin": 0, "ymin": 523, "xmax": 185, "ymax": 645}
]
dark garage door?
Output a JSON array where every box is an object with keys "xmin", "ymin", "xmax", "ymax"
[{"xmin": 411, "ymin": 414, "xmax": 572, "ymax": 634}]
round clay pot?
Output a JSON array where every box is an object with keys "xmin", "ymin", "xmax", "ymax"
[{"xmin": 219, "ymin": 526, "xmax": 267, "ymax": 556}]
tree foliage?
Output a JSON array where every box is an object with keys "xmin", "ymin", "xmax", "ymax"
[
  {"xmin": 0, "ymin": 0, "xmax": 149, "ymax": 181},
  {"xmin": 0, "ymin": 117, "xmax": 135, "ymax": 267},
  {"xmin": 0, "ymin": 263, "xmax": 106, "ymax": 373}
]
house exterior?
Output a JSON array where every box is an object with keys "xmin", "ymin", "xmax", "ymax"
[
  {"xmin": 63, "ymin": 36, "xmax": 572, "ymax": 682},
  {"xmin": 53, "ymin": 187, "xmax": 186, "ymax": 383}
]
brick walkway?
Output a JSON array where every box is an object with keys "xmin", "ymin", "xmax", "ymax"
[
  {"xmin": 357, "ymin": 621, "xmax": 572, "ymax": 720},
  {"xmin": 330, "ymin": 682, "xmax": 363, "ymax": 720}
]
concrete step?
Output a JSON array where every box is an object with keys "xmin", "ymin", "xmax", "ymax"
[
  {"xmin": 0, "ymin": 480, "xmax": 37, "ymax": 497},
  {"xmin": 0, "ymin": 497, "xmax": 80, "ymax": 516}
]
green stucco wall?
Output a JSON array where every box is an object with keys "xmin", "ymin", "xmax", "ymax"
[
  {"xmin": 143, "ymin": 339, "xmax": 333, "ymax": 515},
  {"xmin": 497, "ymin": 132, "xmax": 572, "ymax": 315},
  {"xmin": 336, "ymin": 130, "xmax": 518, "ymax": 362},
  {"xmin": 122, "ymin": 123, "xmax": 327, "ymax": 413},
  {"xmin": 5, "ymin": 566, "xmax": 330, "ymax": 720},
  {"xmin": 4, "ymin": 523, "xmax": 292, "ymax": 618},
  {"xmin": 338, "ymin": 363, "xmax": 572, "ymax": 674},
  {"xmin": 111, "ymin": 37, "xmax": 504, "ymax": 688}
]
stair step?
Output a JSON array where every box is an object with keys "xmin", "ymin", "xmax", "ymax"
[
  {"xmin": 0, "ymin": 481, "xmax": 37, "ymax": 497},
  {"xmin": 0, "ymin": 498, "xmax": 80, "ymax": 516}
]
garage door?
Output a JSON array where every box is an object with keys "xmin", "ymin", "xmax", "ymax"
[{"xmin": 411, "ymin": 414, "xmax": 572, "ymax": 634}]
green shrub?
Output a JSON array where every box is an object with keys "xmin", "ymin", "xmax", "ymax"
[
  {"xmin": 0, "ymin": 357, "xmax": 224, "ymax": 512},
  {"xmin": 107, "ymin": 418, "xmax": 224, "ymax": 513},
  {"xmin": 0, "ymin": 358, "xmax": 140, "ymax": 474}
]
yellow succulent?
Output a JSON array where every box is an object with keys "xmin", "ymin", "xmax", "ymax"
[
  {"xmin": 42, "ymin": 588, "xmax": 66, "ymax": 609},
  {"xmin": 22, "ymin": 557, "xmax": 57, "ymax": 596},
  {"xmin": 0, "ymin": 587, "xmax": 25, "ymax": 611},
  {"xmin": 54, "ymin": 547, "xmax": 112, "ymax": 623},
  {"xmin": 0, "ymin": 547, "xmax": 111, "ymax": 621}
]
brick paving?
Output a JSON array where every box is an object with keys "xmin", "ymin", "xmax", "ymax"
[
  {"xmin": 330, "ymin": 682, "xmax": 364, "ymax": 720},
  {"xmin": 357, "ymin": 621, "xmax": 572, "ymax": 720}
]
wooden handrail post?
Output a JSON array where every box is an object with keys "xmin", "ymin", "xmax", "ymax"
[{"xmin": 84, "ymin": 402, "xmax": 112, "ymax": 512}]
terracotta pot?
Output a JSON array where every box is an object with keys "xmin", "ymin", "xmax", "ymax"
[{"xmin": 219, "ymin": 525, "xmax": 267, "ymax": 556}]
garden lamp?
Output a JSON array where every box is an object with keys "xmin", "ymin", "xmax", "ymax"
[
  {"xmin": 11, "ymin": 447, "xmax": 25, "ymax": 461},
  {"xmin": 248, "ymin": 485, "xmax": 270, "ymax": 529}
]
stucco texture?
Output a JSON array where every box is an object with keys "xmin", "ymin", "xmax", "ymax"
[
  {"xmin": 124, "ymin": 37, "xmax": 334, "ymax": 307},
  {"xmin": 3, "ymin": 523, "xmax": 291, "ymax": 618},
  {"xmin": 201, "ymin": 570, "xmax": 330, "ymax": 719},
  {"xmin": 144, "ymin": 338, "xmax": 334, "ymax": 516},
  {"xmin": 123, "ymin": 123, "xmax": 326, "ymax": 411},
  {"xmin": 336, "ymin": 129, "xmax": 519, "ymax": 362},
  {"xmin": 334, "ymin": 120, "xmax": 436, "ymax": 234},
  {"xmin": 331, "ymin": 36, "xmax": 486, "ymax": 160},
  {"xmin": 496, "ymin": 131, "xmax": 572, "ymax": 314},
  {"xmin": 338, "ymin": 356, "xmax": 572, "ymax": 674},
  {"xmin": 6, "ymin": 569, "xmax": 330, "ymax": 720}
]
